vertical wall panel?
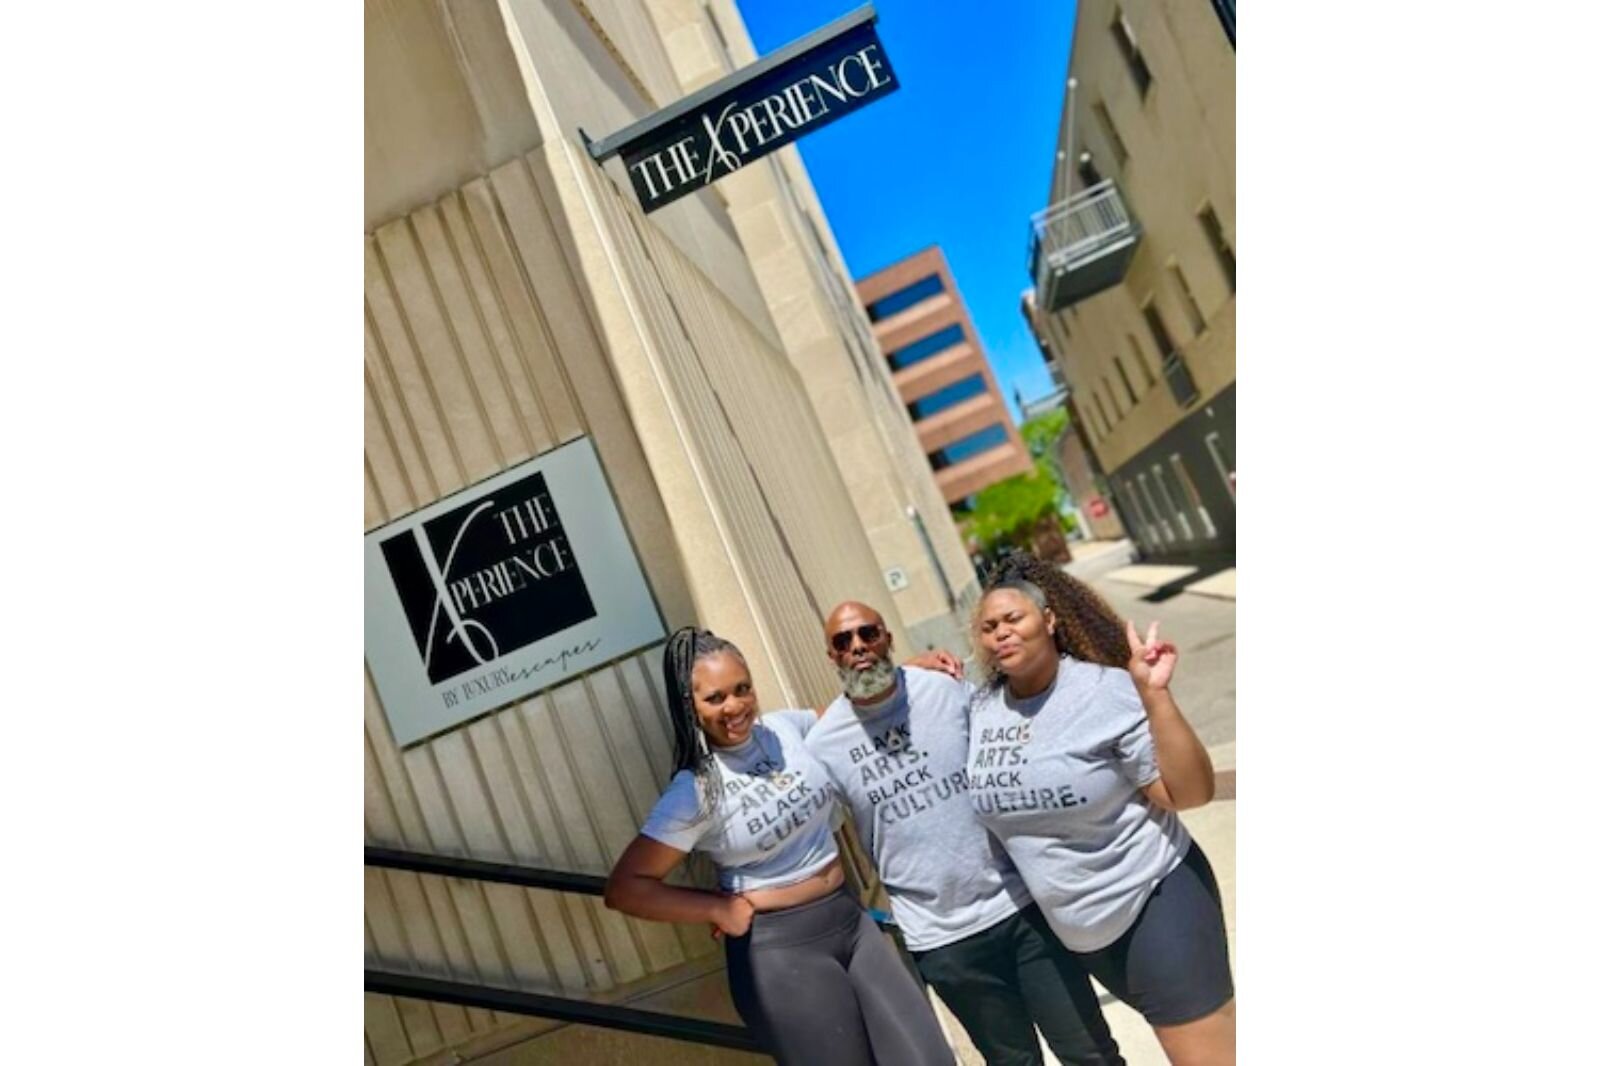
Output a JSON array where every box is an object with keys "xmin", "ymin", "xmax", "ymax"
[
  {"xmin": 364, "ymin": 318, "xmax": 431, "ymax": 513},
  {"xmin": 366, "ymin": 128, "xmax": 889, "ymax": 1058},
  {"xmin": 365, "ymin": 992, "xmax": 414, "ymax": 1066},
  {"xmin": 574, "ymin": 0, "xmax": 682, "ymax": 106},
  {"xmin": 365, "ymin": 239, "xmax": 467, "ymax": 495},
  {"xmin": 461, "ymin": 178, "xmax": 584, "ymax": 447},
  {"xmin": 439, "ymin": 196, "xmax": 552, "ymax": 457},
  {"xmin": 373, "ymin": 219, "xmax": 502, "ymax": 483},
  {"xmin": 411, "ymin": 202, "xmax": 527, "ymax": 465}
]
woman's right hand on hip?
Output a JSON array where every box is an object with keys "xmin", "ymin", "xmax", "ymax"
[{"xmin": 713, "ymin": 893, "xmax": 756, "ymax": 938}]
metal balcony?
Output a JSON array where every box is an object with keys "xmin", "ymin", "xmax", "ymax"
[{"xmin": 1028, "ymin": 180, "xmax": 1142, "ymax": 312}]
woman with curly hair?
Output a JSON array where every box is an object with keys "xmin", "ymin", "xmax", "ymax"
[
  {"xmin": 966, "ymin": 554, "xmax": 1234, "ymax": 1066},
  {"xmin": 605, "ymin": 626, "xmax": 954, "ymax": 1066}
]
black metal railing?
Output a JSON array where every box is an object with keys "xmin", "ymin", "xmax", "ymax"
[
  {"xmin": 1027, "ymin": 180, "xmax": 1143, "ymax": 311},
  {"xmin": 365, "ymin": 847, "xmax": 765, "ymax": 1054},
  {"xmin": 1028, "ymin": 180, "xmax": 1136, "ymax": 278},
  {"xmin": 365, "ymin": 846, "xmax": 610, "ymax": 895},
  {"xmin": 365, "ymin": 969, "xmax": 764, "ymax": 1053}
]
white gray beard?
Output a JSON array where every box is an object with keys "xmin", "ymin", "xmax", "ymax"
[{"xmin": 839, "ymin": 656, "xmax": 897, "ymax": 702}]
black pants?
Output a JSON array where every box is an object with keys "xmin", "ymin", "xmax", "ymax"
[
  {"xmin": 1074, "ymin": 842, "xmax": 1233, "ymax": 1027},
  {"xmin": 913, "ymin": 904, "xmax": 1125, "ymax": 1066},
  {"xmin": 724, "ymin": 886, "xmax": 954, "ymax": 1066}
]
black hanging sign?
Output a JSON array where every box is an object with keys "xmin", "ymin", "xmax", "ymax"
[{"xmin": 586, "ymin": 5, "xmax": 897, "ymax": 214}]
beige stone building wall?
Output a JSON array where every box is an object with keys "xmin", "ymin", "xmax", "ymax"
[
  {"xmin": 363, "ymin": 1, "xmax": 965, "ymax": 1062},
  {"xmin": 1029, "ymin": 0, "xmax": 1235, "ymax": 476},
  {"xmin": 1058, "ymin": 430, "xmax": 1127, "ymax": 540},
  {"xmin": 639, "ymin": 0, "xmax": 981, "ymax": 652}
]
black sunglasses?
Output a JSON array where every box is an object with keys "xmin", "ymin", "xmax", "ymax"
[{"xmin": 830, "ymin": 624, "xmax": 884, "ymax": 652}]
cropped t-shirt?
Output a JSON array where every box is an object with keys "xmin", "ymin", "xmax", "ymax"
[{"xmin": 639, "ymin": 708, "xmax": 840, "ymax": 893}]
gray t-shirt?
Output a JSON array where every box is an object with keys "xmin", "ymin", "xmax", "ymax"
[
  {"xmin": 967, "ymin": 657, "xmax": 1189, "ymax": 952},
  {"xmin": 639, "ymin": 709, "xmax": 839, "ymax": 893},
  {"xmin": 806, "ymin": 667, "xmax": 1031, "ymax": 951}
]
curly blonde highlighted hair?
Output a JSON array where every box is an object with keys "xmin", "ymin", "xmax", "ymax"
[{"xmin": 973, "ymin": 553, "xmax": 1130, "ymax": 686}]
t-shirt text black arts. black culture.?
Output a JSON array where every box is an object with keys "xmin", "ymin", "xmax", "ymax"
[
  {"xmin": 969, "ymin": 716, "xmax": 1089, "ymax": 815},
  {"xmin": 721, "ymin": 762, "xmax": 831, "ymax": 853},
  {"xmin": 847, "ymin": 718, "xmax": 970, "ymax": 827}
]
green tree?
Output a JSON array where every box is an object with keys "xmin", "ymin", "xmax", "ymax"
[
  {"xmin": 965, "ymin": 459, "xmax": 1062, "ymax": 551},
  {"xmin": 964, "ymin": 408, "xmax": 1077, "ymax": 552},
  {"xmin": 1019, "ymin": 407, "xmax": 1067, "ymax": 460}
]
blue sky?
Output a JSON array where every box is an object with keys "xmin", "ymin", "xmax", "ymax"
[{"xmin": 739, "ymin": 0, "xmax": 1078, "ymax": 421}]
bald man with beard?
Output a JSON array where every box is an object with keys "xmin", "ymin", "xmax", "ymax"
[{"xmin": 803, "ymin": 601, "xmax": 1125, "ymax": 1066}]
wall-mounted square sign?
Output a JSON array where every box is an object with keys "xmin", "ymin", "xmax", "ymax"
[{"xmin": 364, "ymin": 437, "xmax": 664, "ymax": 746}]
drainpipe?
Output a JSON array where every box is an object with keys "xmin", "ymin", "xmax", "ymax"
[
  {"xmin": 907, "ymin": 505, "xmax": 957, "ymax": 612},
  {"xmin": 1061, "ymin": 76, "xmax": 1078, "ymax": 198}
]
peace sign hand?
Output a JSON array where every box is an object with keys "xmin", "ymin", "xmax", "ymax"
[{"xmin": 1126, "ymin": 620, "xmax": 1178, "ymax": 692}]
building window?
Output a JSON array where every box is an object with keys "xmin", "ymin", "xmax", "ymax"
[
  {"xmin": 1119, "ymin": 477, "xmax": 1157, "ymax": 551},
  {"xmin": 866, "ymin": 274, "xmax": 944, "ymax": 321},
  {"xmin": 1168, "ymin": 261, "xmax": 1207, "ymax": 337},
  {"xmin": 1092, "ymin": 100, "xmax": 1129, "ymax": 167},
  {"xmin": 929, "ymin": 423, "xmax": 1010, "ymax": 470},
  {"xmin": 1198, "ymin": 203, "xmax": 1236, "ymax": 293},
  {"xmin": 1141, "ymin": 298, "xmax": 1176, "ymax": 360},
  {"xmin": 1113, "ymin": 355, "xmax": 1139, "ymax": 404},
  {"xmin": 1205, "ymin": 431, "xmax": 1236, "ymax": 500},
  {"xmin": 1103, "ymin": 374, "xmax": 1124, "ymax": 418},
  {"xmin": 1077, "ymin": 152, "xmax": 1104, "ymax": 192},
  {"xmin": 907, "ymin": 373, "xmax": 987, "ymax": 420},
  {"xmin": 886, "ymin": 323, "xmax": 965, "ymax": 371},
  {"xmin": 1142, "ymin": 298, "xmax": 1200, "ymax": 407},
  {"xmin": 1111, "ymin": 8, "xmax": 1154, "ymax": 99},
  {"xmin": 1151, "ymin": 464, "xmax": 1194, "ymax": 541},
  {"xmin": 1136, "ymin": 473, "xmax": 1174, "ymax": 543},
  {"xmin": 1091, "ymin": 387, "xmax": 1113, "ymax": 435},
  {"xmin": 1128, "ymin": 334, "xmax": 1156, "ymax": 388},
  {"xmin": 1169, "ymin": 454, "xmax": 1218, "ymax": 537}
]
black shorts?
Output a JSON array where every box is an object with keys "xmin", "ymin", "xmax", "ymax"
[{"xmin": 1074, "ymin": 841, "xmax": 1234, "ymax": 1027}]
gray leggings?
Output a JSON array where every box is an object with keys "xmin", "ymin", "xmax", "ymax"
[{"xmin": 725, "ymin": 887, "xmax": 955, "ymax": 1066}]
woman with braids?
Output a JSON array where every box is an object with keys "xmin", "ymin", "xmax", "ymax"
[
  {"xmin": 966, "ymin": 554, "xmax": 1235, "ymax": 1066},
  {"xmin": 605, "ymin": 626, "xmax": 955, "ymax": 1066}
]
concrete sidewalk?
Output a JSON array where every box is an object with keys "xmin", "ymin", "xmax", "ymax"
[
  {"xmin": 1103, "ymin": 564, "xmax": 1236, "ymax": 603},
  {"xmin": 1062, "ymin": 538, "xmax": 1138, "ymax": 582}
]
